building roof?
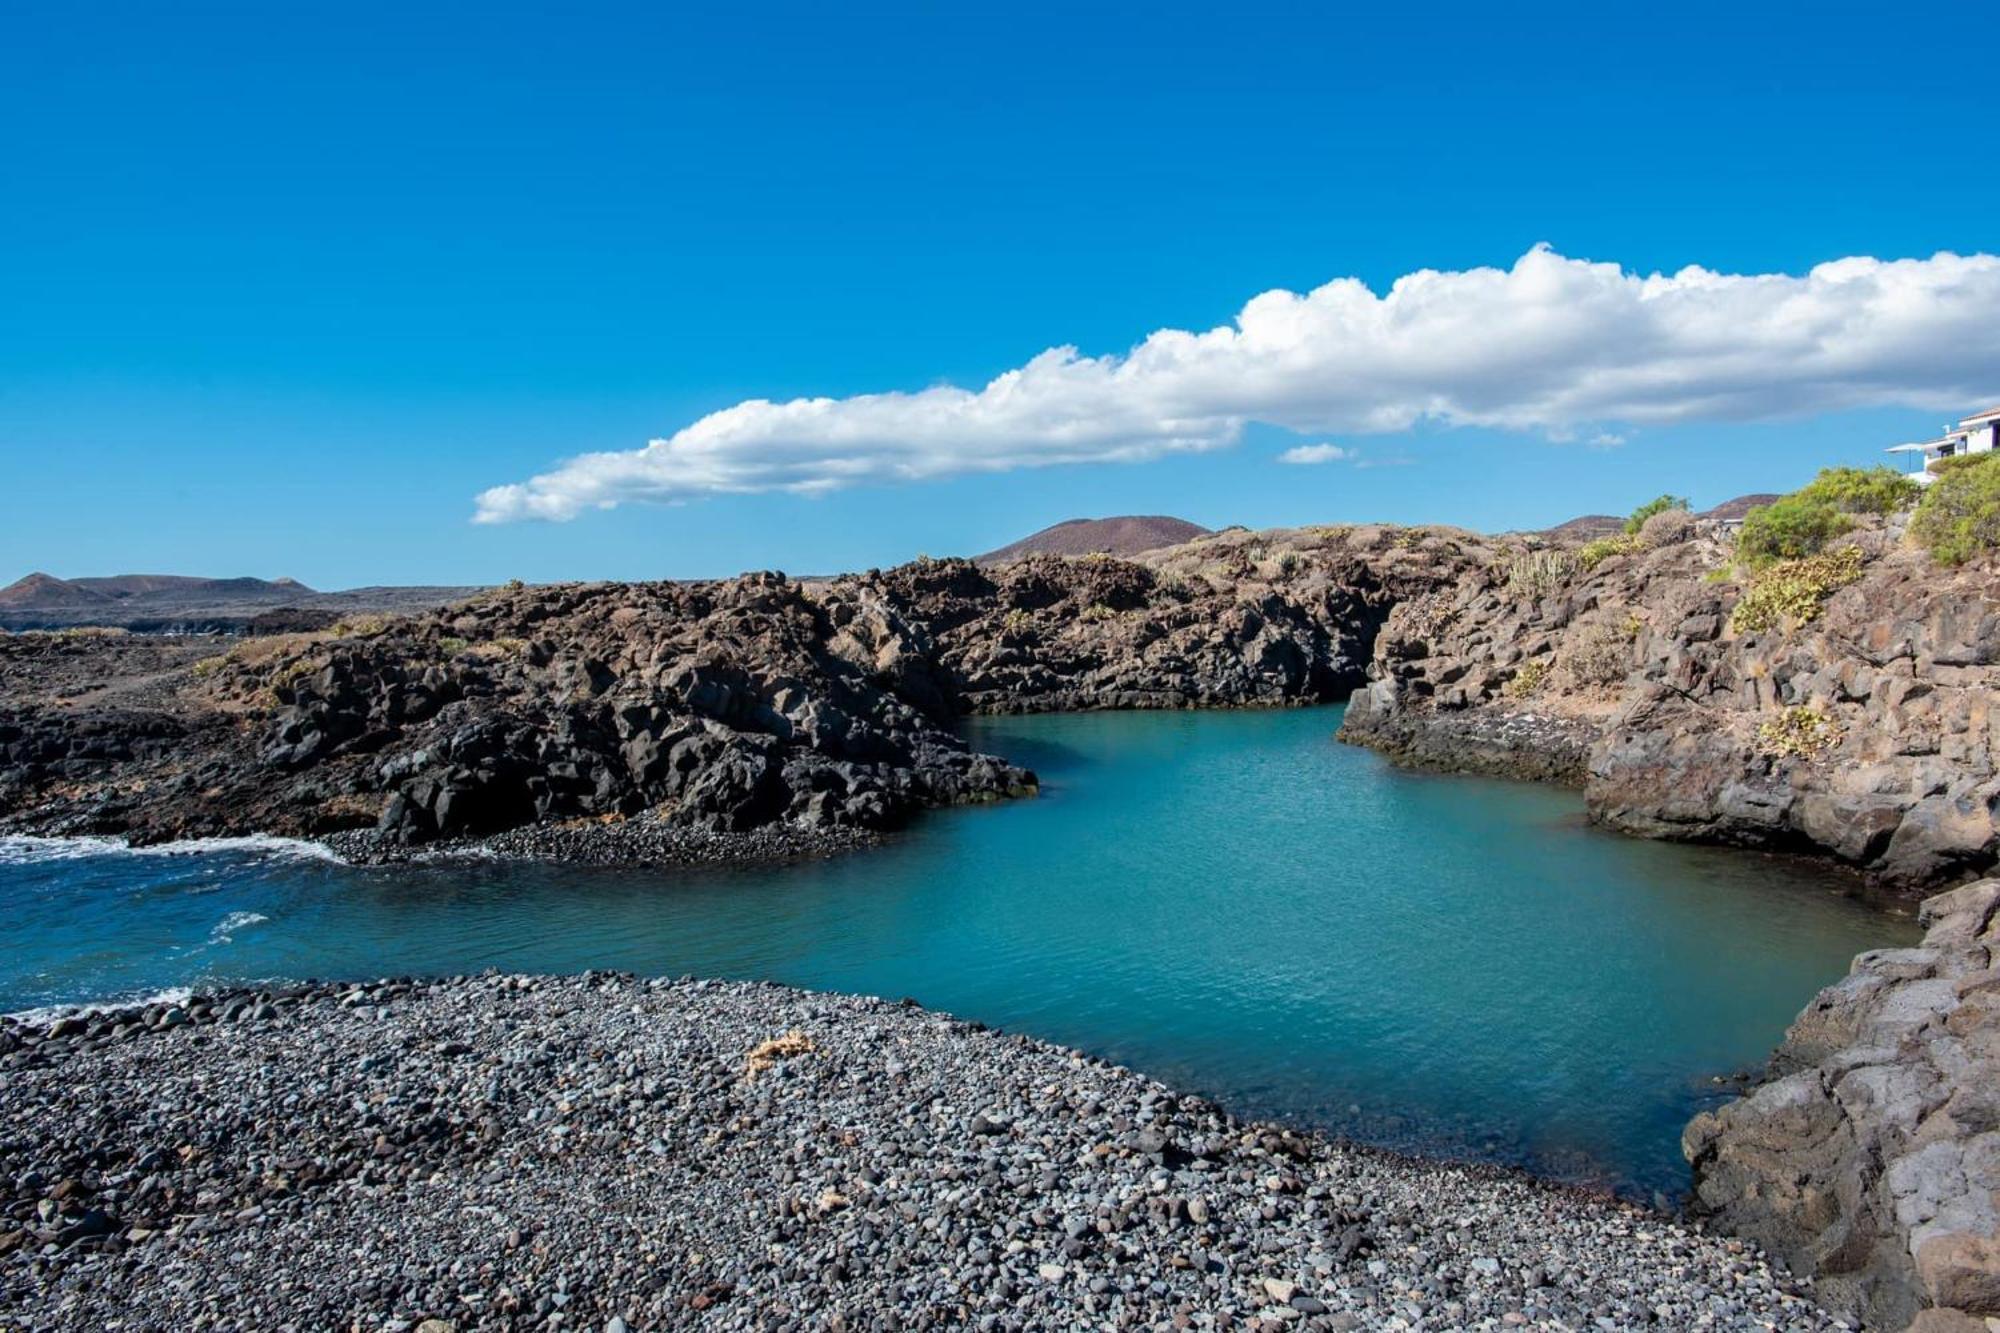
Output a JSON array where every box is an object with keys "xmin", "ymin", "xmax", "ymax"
[{"xmin": 1961, "ymin": 405, "xmax": 2000, "ymax": 425}]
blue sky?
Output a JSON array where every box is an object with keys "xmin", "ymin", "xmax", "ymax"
[{"xmin": 5, "ymin": 1, "xmax": 1998, "ymax": 588}]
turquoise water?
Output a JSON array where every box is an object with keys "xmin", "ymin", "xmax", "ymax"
[{"xmin": 0, "ymin": 704, "xmax": 1913, "ymax": 1197}]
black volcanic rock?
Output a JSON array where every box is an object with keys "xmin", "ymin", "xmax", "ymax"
[{"xmin": 0, "ymin": 527, "xmax": 1493, "ymax": 854}]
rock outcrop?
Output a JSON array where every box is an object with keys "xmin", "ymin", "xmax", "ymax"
[
  {"xmin": 1340, "ymin": 516, "xmax": 1999, "ymax": 891},
  {"xmin": 1, "ymin": 577, "xmax": 1034, "ymax": 850},
  {"xmin": 0, "ymin": 526, "xmax": 1489, "ymax": 856},
  {"xmin": 1683, "ymin": 879, "xmax": 2000, "ymax": 1331}
]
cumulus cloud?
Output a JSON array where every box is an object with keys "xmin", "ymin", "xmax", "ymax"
[
  {"xmin": 1277, "ymin": 443, "xmax": 1352, "ymax": 465},
  {"xmin": 475, "ymin": 245, "xmax": 2000, "ymax": 522}
]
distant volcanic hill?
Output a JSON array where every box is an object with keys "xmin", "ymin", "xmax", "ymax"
[
  {"xmin": 1700, "ymin": 494, "xmax": 1782, "ymax": 523},
  {"xmin": 975, "ymin": 516, "xmax": 1211, "ymax": 564},
  {"xmin": 0, "ymin": 571, "xmax": 312, "ymax": 614},
  {"xmin": 1539, "ymin": 514, "xmax": 1625, "ymax": 540},
  {"xmin": 0, "ymin": 573, "xmax": 115, "ymax": 610},
  {"xmin": 1540, "ymin": 494, "xmax": 1785, "ymax": 540},
  {"xmin": 0, "ymin": 571, "xmax": 480, "ymax": 633}
]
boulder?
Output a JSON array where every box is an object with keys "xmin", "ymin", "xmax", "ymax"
[{"xmin": 1685, "ymin": 880, "xmax": 2000, "ymax": 1329}]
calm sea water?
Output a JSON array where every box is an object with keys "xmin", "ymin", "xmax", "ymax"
[{"xmin": 0, "ymin": 704, "xmax": 1912, "ymax": 1197}]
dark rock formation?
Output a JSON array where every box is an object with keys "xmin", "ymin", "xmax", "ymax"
[
  {"xmin": 1684, "ymin": 879, "xmax": 2000, "ymax": 1331},
  {"xmin": 1340, "ymin": 516, "xmax": 1999, "ymax": 891},
  {"xmin": 0, "ymin": 527, "xmax": 1490, "ymax": 857}
]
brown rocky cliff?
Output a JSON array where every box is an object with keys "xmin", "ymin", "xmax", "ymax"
[{"xmin": 1340, "ymin": 516, "xmax": 1999, "ymax": 892}]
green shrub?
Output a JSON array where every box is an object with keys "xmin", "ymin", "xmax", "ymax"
[
  {"xmin": 1910, "ymin": 452, "xmax": 2000, "ymax": 565},
  {"xmin": 1795, "ymin": 465, "xmax": 1921, "ymax": 515},
  {"xmin": 1734, "ymin": 494, "xmax": 1853, "ymax": 568},
  {"xmin": 1624, "ymin": 494, "xmax": 1689, "ymax": 534},
  {"xmin": 1730, "ymin": 546, "xmax": 1863, "ymax": 634},
  {"xmin": 1756, "ymin": 707, "xmax": 1841, "ymax": 760},
  {"xmin": 1502, "ymin": 659, "xmax": 1548, "ymax": 698},
  {"xmin": 1577, "ymin": 534, "xmax": 1641, "ymax": 571}
]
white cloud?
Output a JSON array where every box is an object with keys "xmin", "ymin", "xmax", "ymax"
[
  {"xmin": 1277, "ymin": 443, "xmax": 1352, "ymax": 465},
  {"xmin": 475, "ymin": 245, "xmax": 2000, "ymax": 522}
]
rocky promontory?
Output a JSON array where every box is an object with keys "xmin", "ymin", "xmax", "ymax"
[
  {"xmin": 1684, "ymin": 879, "xmax": 2000, "ymax": 1332},
  {"xmin": 1, "ymin": 974, "xmax": 1845, "ymax": 1331},
  {"xmin": 1339, "ymin": 513, "xmax": 1998, "ymax": 891}
]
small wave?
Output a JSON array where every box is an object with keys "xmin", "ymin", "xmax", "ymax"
[
  {"xmin": 7, "ymin": 984, "xmax": 194, "ymax": 1026},
  {"xmin": 208, "ymin": 910, "xmax": 271, "ymax": 945},
  {"xmin": 0, "ymin": 833, "xmax": 345, "ymax": 866},
  {"xmin": 0, "ymin": 835, "xmax": 128, "ymax": 866}
]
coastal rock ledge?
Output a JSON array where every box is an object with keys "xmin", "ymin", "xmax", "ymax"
[
  {"xmin": 1685, "ymin": 878, "xmax": 2000, "ymax": 1332},
  {"xmin": 2, "ymin": 976, "xmax": 1842, "ymax": 1331}
]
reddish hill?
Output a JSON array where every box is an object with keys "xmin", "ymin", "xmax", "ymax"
[
  {"xmin": 975, "ymin": 516, "xmax": 1210, "ymax": 564},
  {"xmin": 1701, "ymin": 494, "xmax": 1782, "ymax": 522},
  {"xmin": 0, "ymin": 573, "xmax": 111, "ymax": 609},
  {"xmin": 1540, "ymin": 514, "xmax": 1625, "ymax": 540}
]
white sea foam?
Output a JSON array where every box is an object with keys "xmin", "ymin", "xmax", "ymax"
[
  {"xmin": 7, "ymin": 984, "xmax": 194, "ymax": 1026},
  {"xmin": 0, "ymin": 835, "xmax": 127, "ymax": 865},
  {"xmin": 0, "ymin": 833, "xmax": 345, "ymax": 866},
  {"xmin": 208, "ymin": 910, "xmax": 271, "ymax": 944}
]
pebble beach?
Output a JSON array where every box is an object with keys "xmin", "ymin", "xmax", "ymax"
[{"xmin": 1, "ymin": 974, "xmax": 1848, "ymax": 1332}]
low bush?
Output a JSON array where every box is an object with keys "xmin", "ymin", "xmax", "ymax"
[
  {"xmin": 1795, "ymin": 465, "xmax": 1921, "ymax": 515},
  {"xmin": 1756, "ymin": 706, "xmax": 1842, "ymax": 760},
  {"xmin": 1558, "ymin": 615, "xmax": 1637, "ymax": 689},
  {"xmin": 1577, "ymin": 534, "xmax": 1641, "ymax": 571},
  {"xmin": 1734, "ymin": 494, "xmax": 1853, "ymax": 568},
  {"xmin": 1624, "ymin": 494, "xmax": 1689, "ymax": 534},
  {"xmin": 1733, "ymin": 466, "xmax": 1919, "ymax": 569},
  {"xmin": 331, "ymin": 613, "xmax": 392, "ymax": 638},
  {"xmin": 1730, "ymin": 546, "xmax": 1864, "ymax": 634},
  {"xmin": 1637, "ymin": 508, "xmax": 1697, "ymax": 548},
  {"xmin": 1910, "ymin": 452, "xmax": 2000, "ymax": 565},
  {"xmin": 1502, "ymin": 658, "xmax": 1548, "ymax": 698}
]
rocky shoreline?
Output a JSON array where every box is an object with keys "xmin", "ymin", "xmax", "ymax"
[
  {"xmin": 1337, "ymin": 684, "xmax": 1595, "ymax": 787},
  {"xmin": 4, "ymin": 518, "xmax": 1990, "ymax": 891},
  {"xmin": 2, "ymin": 974, "xmax": 1846, "ymax": 1332},
  {"xmin": 1685, "ymin": 878, "xmax": 2000, "ymax": 1333},
  {"xmin": 4, "ymin": 517, "xmax": 1997, "ymax": 1327},
  {"xmin": 1334, "ymin": 515, "xmax": 1997, "ymax": 894},
  {"xmin": 320, "ymin": 815, "xmax": 884, "ymax": 868}
]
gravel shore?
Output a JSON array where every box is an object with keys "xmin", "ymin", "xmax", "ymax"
[
  {"xmin": 321, "ymin": 818, "xmax": 884, "ymax": 869},
  {"xmin": 2, "ymin": 975, "xmax": 1848, "ymax": 1332}
]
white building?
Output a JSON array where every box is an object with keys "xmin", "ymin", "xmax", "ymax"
[{"xmin": 1888, "ymin": 405, "xmax": 2000, "ymax": 483}]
